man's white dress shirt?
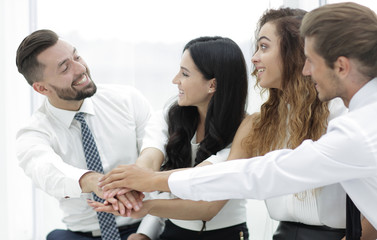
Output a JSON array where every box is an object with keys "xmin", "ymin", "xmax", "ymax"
[
  {"xmin": 169, "ymin": 78, "xmax": 377, "ymax": 229},
  {"xmin": 17, "ymin": 84, "xmax": 157, "ymax": 237}
]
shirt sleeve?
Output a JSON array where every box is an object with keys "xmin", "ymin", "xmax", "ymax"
[
  {"xmin": 169, "ymin": 116, "xmax": 377, "ymax": 201},
  {"xmin": 16, "ymin": 129, "xmax": 89, "ymax": 199},
  {"xmin": 141, "ymin": 109, "xmax": 169, "ymax": 156},
  {"xmin": 128, "ymin": 87, "xmax": 153, "ymax": 154},
  {"xmin": 136, "ymin": 215, "xmax": 165, "ymax": 240},
  {"xmin": 204, "ymin": 148, "xmax": 230, "ymax": 164},
  {"xmin": 136, "ymin": 191, "xmax": 168, "ymax": 239}
]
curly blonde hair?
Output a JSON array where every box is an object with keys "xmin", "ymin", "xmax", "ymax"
[{"xmin": 244, "ymin": 8, "xmax": 329, "ymax": 156}]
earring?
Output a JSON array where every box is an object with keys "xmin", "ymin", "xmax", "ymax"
[{"xmin": 208, "ymin": 89, "xmax": 213, "ymax": 93}]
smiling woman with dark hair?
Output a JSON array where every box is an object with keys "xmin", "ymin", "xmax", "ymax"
[{"xmin": 90, "ymin": 36, "xmax": 249, "ymax": 240}]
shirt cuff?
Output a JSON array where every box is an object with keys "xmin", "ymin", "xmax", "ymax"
[
  {"xmin": 137, "ymin": 214, "xmax": 165, "ymax": 239},
  {"xmin": 168, "ymin": 169, "xmax": 194, "ymax": 200},
  {"xmin": 65, "ymin": 169, "xmax": 93, "ymax": 198}
]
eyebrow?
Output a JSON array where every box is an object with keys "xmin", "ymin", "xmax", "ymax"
[
  {"xmin": 257, "ymin": 36, "xmax": 271, "ymax": 42},
  {"xmin": 181, "ymin": 66, "xmax": 190, "ymax": 72},
  {"xmin": 57, "ymin": 47, "xmax": 77, "ymax": 68}
]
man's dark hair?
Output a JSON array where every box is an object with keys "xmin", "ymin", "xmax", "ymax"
[{"xmin": 16, "ymin": 29, "xmax": 59, "ymax": 85}]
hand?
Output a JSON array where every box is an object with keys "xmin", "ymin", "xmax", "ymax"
[
  {"xmin": 116, "ymin": 190, "xmax": 145, "ymax": 211},
  {"xmin": 103, "ymin": 186, "xmax": 131, "ymax": 199},
  {"xmin": 80, "ymin": 172, "xmax": 105, "ymax": 198},
  {"xmin": 88, "ymin": 199, "xmax": 131, "ymax": 217},
  {"xmin": 104, "ymin": 196, "xmax": 129, "ymax": 216},
  {"xmin": 98, "ymin": 164, "xmax": 157, "ymax": 192},
  {"xmin": 127, "ymin": 233, "xmax": 151, "ymax": 240},
  {"xmin": 88, "ymin": 198, "xmax": 149, "ymax": 219},
  {"xmin": 127, "ymin": 200, "xmax": 150, "ymax": 219},
  {"xmin": 105, "ymin": 190, "xmax": 145, "ymax": 212}
]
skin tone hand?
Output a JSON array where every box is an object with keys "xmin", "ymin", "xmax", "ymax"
[
  {"xmin": 88, "ymin": 199, "xmax": 130, "ymax": 217},
  {"xmin": 127, "ymin": 233, "xmax": 151, "ymax": 240},
  {"xmin": 105, "ymin": 190, "xmax": 145, "ymax": 213},
  {"xmin": 98, "ymin": 164, "xmax": 173, "ymax": 193},
  {"xmin": 80, "ymin": 171, "xmax": 106, "ymax": 198},
  {"xmin": 79, "ymin": 172, "xmax": 124, "ymax": 212},
  {"xmin": 80, "ymin": 171, "xmax": 143, "ymax": 212},
  {"xmin": 88, "ymin": 196, "xmax": 149, "ymax": 218}
]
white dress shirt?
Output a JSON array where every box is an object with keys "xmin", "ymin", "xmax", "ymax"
[
  {"xmin": 141, "ymin": 109, "xmax": 247, "ymax": 232},
  {"xmin": 169, "ymin": 78, "xmax": 377, "ymax": 229},
  {"xmin": 17, "ymin": 84, "xmax": 156, "ymax": 237},
  {"xmin": 265, "ymin": 98, "xmax": 348, "ymax": 228}
]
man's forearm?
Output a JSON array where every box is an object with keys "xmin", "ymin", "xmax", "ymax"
[{"xmin": 79, "ymin": 171, "xmax": 102, "ymax": 193}]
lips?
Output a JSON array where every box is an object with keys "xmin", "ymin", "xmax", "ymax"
[{"xmin": 72, "ymin": 74, "xmax": 88, "ymax": 86}]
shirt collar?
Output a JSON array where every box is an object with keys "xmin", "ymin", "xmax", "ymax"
[
  {"xmin": 348, "ymin": 77, "xmax": 377, "ymax": 112},
  {"xmin": 46, "ymin": 98, "xmax": 95, "ymax": 128}
]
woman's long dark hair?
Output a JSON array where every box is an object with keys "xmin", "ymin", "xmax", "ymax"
[{"xmin": 162, "ymin": 36, "xmax": 248, "ymax": 170}]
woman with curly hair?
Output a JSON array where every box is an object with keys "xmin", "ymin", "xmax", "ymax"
[{"xmin": 228, "ymin": 7, "xmax": 347, "ymax": 240}]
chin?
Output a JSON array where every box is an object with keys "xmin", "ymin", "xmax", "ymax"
[
  {"xmin": 258, "ymin": 81, "xmax": 266, "ymax": 88},
  {"xmin": 259, "ymin": 83, "xmax": 271, "ymax": 89},
  {"xmin": 177, "ymin": 100, "xmax": 189, "ymax": 107},
  {"xmin": 259, "ymin": 80, "xmax": 271, "ymax": 89}
]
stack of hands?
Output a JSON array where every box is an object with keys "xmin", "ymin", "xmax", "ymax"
[{"xmin": 87, "ymin": 164, "xmax": 155, "ymax": 219}]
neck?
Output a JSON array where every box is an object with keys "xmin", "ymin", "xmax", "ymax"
[{"xmin": 48, "ymin": 98, "xmax": 84, "ymax": 111}]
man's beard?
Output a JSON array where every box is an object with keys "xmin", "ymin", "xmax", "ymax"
[{"xmin": 49, "ymin": 73, "xmax": 97, "ymax": 101}]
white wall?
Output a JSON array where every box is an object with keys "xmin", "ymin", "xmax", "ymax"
[{"xmin": 0, "ymin": 0, "xmax": 36, "ymax": 239}]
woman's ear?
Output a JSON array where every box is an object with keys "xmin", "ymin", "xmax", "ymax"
[{"xmin": 208, "ymin": 78, "xmax": 216, "ymax": 93}]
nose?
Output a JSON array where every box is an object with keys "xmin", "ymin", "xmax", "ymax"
[
  {"xmin": 302, "ymin": 59, "xmax": 311, "ymax": 76},
  {"xmin": 172, "ymin": 74, "xmax": 180, "ymax": 85},
  {"xmin": 251, "ymin": 51, "xmax": 260, "ymax": 65},
  {"xmin": 73, "ymin": 60, "xmax": 87, "ymax": 74}
]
